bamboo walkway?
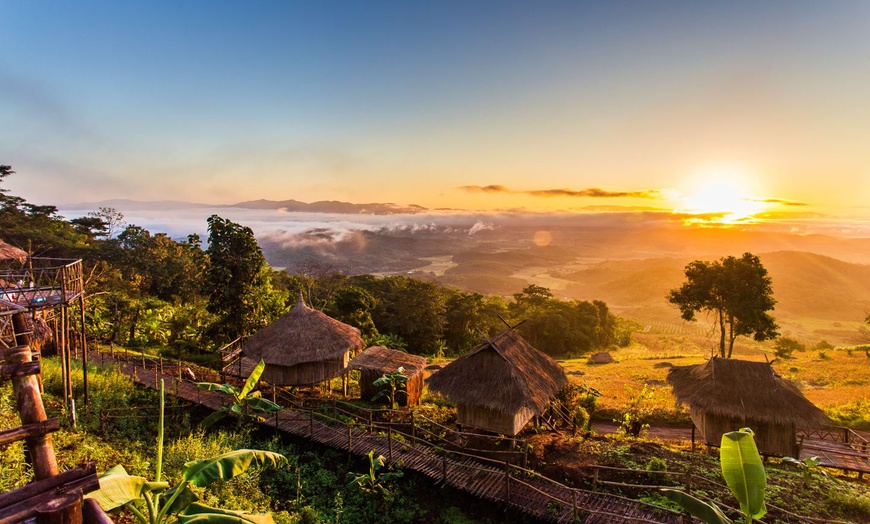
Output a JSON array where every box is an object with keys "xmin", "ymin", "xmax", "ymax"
[{"xmin": 93, "ymin": 352, "xmax": 689, "ymax": 524}]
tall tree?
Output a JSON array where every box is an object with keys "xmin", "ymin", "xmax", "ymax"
[
  {"xmin": 204, "ymin": 215, "xmax": 270, "ymax": 343},
  {"xmin": 668, "ymin": 252, "xmax": 779, "ymax": 358}
]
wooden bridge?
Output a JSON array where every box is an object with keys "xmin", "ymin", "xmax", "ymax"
[{"xmin": 93, "ymin": 351, "xmax": 689, "ymax": 524}]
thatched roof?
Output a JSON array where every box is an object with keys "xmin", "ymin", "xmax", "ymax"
[
  {"xmin": 426, "ymin": 329, "xmax": 568, "ymax": 416},
  {"xmin": 348, "ymin": 346, "xmax": 426, "ymax": 377},
  {"xmin": 0, "ymin": 240, "xmax": 27, "ymax": 263},
  {"xmin": 667, "ymin": 358, "xmax": 829, "ymax": 428},
  {"xmin": 243, "ymin": 294, "xmax": 365, "ymax": 367}
]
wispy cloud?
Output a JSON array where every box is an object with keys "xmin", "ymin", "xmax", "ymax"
[
  {"xmin": 749, "ymin": 198, "xmax": 810, "ymax": 207},
  {"xmin": 458, "ymin": 185, "xmax": 662, "ymax": 199}
]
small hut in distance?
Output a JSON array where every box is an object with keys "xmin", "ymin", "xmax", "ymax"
[
  {"xmin": 348, "ymin": 346, "xmax": 426, "ymax": 406},
  {"xmin": 667, "ymin": 358, "xmax": 829, "ymax": 457},
  {"xmin": 242, "ymin": 294, "xmax": 365, "ymax": 386},
  {"xmin": 426, "ymin": 328, "xmax": 568, "ymax": 436}
]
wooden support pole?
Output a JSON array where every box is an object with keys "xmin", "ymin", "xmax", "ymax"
[
  {"xmin": 411, "ymin": 410, "xmax": 416, "ymax": 440},
  {"xmin": 6, "ymin": 338, "xmax": 58, "ymax": 480},
  {"xmin": 503, "ymin": 461, "xmax": 510, "ymax": 503},
  {"xmin": 369, "ymin": 411, "xmax": 373, "ymax": 434},
  {"xmin": 388, "ymin": 426, "xmax": 393, "ymax": 463},
  {"xmin": 442, "ymin": 453, "xmax": 447, "ymax": 483},
  {"xmin": 35, "ymin": 491, "xmax": 82, "ymax": 524},
  {"xmin": 310, "ymin": 409, "xmax": 314, "ymax": 438},
  {"xmin": 592, "ymin": 466, "xmax": 599, "ymax": 491},
  {"xmin": 63, "ymin": 307, "xmax": 72, "ymax": 409},
  {"xmin": 79, "ymin": 294, "xmax": 88, "ymax": 408},
  {"xmin": 572, "ymin": 490, "xmax": 577, "ymax": 521},
  {"xmin": 347, "ymin": 424, "xmax": 352, "ymax": 452}
]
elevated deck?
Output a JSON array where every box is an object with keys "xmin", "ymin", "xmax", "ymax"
[{"xmin": 0, "ymin": 258, "xmax": 83, "ymax": 313}]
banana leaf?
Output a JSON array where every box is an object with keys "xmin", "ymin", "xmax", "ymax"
[
  {"xmin": 177, "ymin": 502, "xmax": 275, "ymax": 524},
  {"xmin": 720, "ymin": 428, "xmax": 766, "ymax": 521},
  {"xmin": 85, "ymin": 465, "xmax": 170, "ymax": 511},
  {"xmin": 197, "ymin": 383, "xmax": 238, "ymax": 396},
  {"xmin": 661, "ymin": 489, "xmax": 732, "ymax": 524},
  {"xmin": 238, "ymin": 360, "xmax": 266, "ymax": 400},
  {"xmin": 246, "ymin": 397, "xmax": 281, "ymax": 413},
  {"xmin": 182, "ymin": 449, "xmax": 286, "ymax": 488}
]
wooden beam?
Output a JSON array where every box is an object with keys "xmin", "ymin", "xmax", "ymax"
[
  {"xmin": 0, "ymin": 463, "xmax": 98, "ymax": 523},
  {"xmin": 0, "ymin": 418, "xmax": 60, "ymax": 447},
  {"xmin": 0, "ymin": 360, "xmax": 41, "ymax": 381}
]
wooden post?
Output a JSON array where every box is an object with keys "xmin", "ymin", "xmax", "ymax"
[
  {"xmin": 685, "ymin": 471, "xmax": 692, "ymax": 494},
  {"xmin": 348, "ymin": 424, "xmax": 352, "ymax": 451},
  {"xmin": 572, "ymin": 490, "xmax": 577, "ymax": 521},
  {"xmin": 159, "ymin": 357, "xmax": 163, "ymax": 374},
  {"xmin": 411, "ymin": 410, "xmax": 416, "ymax": 440},
  {"xmin": 369, "ymin": 411, "xmax": 373, "ymax": 434},
  {"xmin": 592, "ymin": 466, "xmax": 599, "ymax": 491},
  {"xmin": 503, "ymin": 461, "xmax": 510, "ymax": 503},
  {"xmin": 7, "ymin": 339, "xmax": 59, "ymax": 479},
  {"xmin": 441, "ymin": 453, "xmax": 447, "ymax": 483},
  {"xmin": 388, "ymin": 426, "xmax": 393, "ymax": 463},
  {"xmin": 79, "ymin": 294, "xmax": 89, "ymax": 408},
  {"xmin": 35, "ymin": 491, "xmax": 83, "ymax": 524},
  {"xmin": 309, "ymin": 409, "xmax": 314, "ymax": 437},
  {"xmin": 691, "ymin": 424, "xmax": 696, "ymax": 453}
]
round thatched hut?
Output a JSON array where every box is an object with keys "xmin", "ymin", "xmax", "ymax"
[
  {"xmin": 242, "ymin": 294, "xmax": 365, "ymax": 386},
  {"xmin": 348, "ymin": 346, "xmax": 427, "ymax": 406},
  {"xmin": 426, "ymin": 328, "xmax": 568, "ymax": 436},
  {"xmin": 0, "ymin": 239, "xmax": 27, "ymax": 264},
  {"xmin": 667, "ymin": 358, "xmax": 829, "ymax": 456}
]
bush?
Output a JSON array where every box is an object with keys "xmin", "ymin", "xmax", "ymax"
[
  {"xmin": 572, "ymin": 406, "xmax": 590, "ymax": 430},
  {"xmin": 774, "ymin": 337, "xmax": 804, "ymax": 359}
]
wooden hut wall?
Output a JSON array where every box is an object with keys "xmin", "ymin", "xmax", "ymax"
[
  {"xmin": 262, "ymin": 353, "xmax": 348, "ymax": 386},
  {"xmin": 693, "ymin": 408, "xmax": 797, "ymax": 457},
  {"xmin": 457, "ymin": 404, "xmax": 535, "ymax": 436},
  {"xmin": 358, "ymin": 369, "xmax": 423, "ymax": 406}
]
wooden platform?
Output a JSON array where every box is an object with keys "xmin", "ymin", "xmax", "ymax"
[
  {"xmin": 94, "ymin": 352, "xmax": 690, "ymax": 524},
  {"xmin": 800, "ymin": 427, "xmax": 870, "ymax": 476}
]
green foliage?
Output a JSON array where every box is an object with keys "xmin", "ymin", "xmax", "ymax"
[
  {"xmin": 773, "ymin": 337, "xmax": 804, "ymax": 359},
  {"xmin": 86, "ymin": 380, "xmax": 287, "ymax": 524},
  {"xmin": 662, "ymin": 428, "xmax": 766, "ymax": 524},
  {"xmin": 205, "ymin": 215, "xmax": 278, "ymax": 343},
  {"xmin": 371, "ymin": 367, "xmax": 409, "ymax": 409},
  {"xmin": 615, "ymin": 383, "xmax": 654, "ymax": 436},
  {"xmin": 668, "ymin": 253, "xmax": 778, "ymax": 358},
  {"xmin": 197, "ymin": 360, "xmax": 281, "ymax": 428},
  {"xmin": 720, "ymin": 428, "xmax": 767, "ymax": 522},
  {"xmin": 346, "ymin": 450, "xmax": 404, "ymax": 496},
  {"xmin": 782, "ymin": 456, "xmax": 827, "ymax": 488}
]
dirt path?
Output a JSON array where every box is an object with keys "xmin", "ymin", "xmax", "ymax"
[{"xmin": 591, "ymin": 421, "xmax": 694, "ymax": 442}]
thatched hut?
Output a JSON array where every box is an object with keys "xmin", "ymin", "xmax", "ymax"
[
  {"xmin": 0, "ymin": 239, "xmax": 27, "ymax": 264},
  {"xmin": 426, "ymin": 328, "xmax": 568, "ymax": 436},
  {"xmin": 667, "ymin": 358, "xmax": 829, "ymax": 456},
  {"xmin": 242, "ymin": 294, "xmax": 365, "ymax": 386},
  {"xmin": 348, "ymin": 346, "xmax": 426, "ymax": 406}
]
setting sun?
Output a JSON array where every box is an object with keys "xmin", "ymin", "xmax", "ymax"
[{"xmin": 677, "ymin": 168, "xmax": 768, "ymax": 225}]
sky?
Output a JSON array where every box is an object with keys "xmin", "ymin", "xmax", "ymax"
[{"xmin": 2, "ymin": 1, "xmax": 870, "ymax": 223}]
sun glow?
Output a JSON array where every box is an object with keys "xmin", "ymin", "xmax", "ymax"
[{"xmin": 677, "ymin": 168, "xmax": 768, "ymax": 225}]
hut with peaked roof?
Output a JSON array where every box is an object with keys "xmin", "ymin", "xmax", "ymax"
[
  {"xmin": 0, "ymin": 239, "xmax": 27, "ymax": 264},
  {"xmin": 426, "ymin": 328, "xmax": 568, "ymax": 436},
  {"xmin": 667, "ymin": 358, "xmax": 829, "ymax": 456},
  {"xmin": 348, "ymin": 346, "xmax": 427, "ymax": 406},
  {"xmin": 242, "ymin": 294, "xmax": 365, "ymax": 386}
]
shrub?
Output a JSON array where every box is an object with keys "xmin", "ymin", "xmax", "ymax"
[{"xmin": 774, "ymin": 337, "xmax": 804, "ymax": 359}]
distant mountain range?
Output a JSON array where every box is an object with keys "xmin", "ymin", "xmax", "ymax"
[{"xmin": 65, "ymin": 198, "xmax": 428, "ymax": 215}]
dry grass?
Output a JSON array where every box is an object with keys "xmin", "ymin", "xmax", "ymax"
[{"xmin": 557, "ymin": 335, "xmax": 870, "ymax": 429}]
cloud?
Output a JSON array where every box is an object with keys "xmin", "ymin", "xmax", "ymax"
[
  {"xmin": 749, "ymin": 198, "xmax": 810, "ymax": 207},
  {"xmin": 457, "ymin": 185, "xmax": 662, "ymax": 199}
]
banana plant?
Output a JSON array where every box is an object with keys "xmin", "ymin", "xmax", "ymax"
[
  {"xmin": 782, "ymin": 455, "xmax": 827, "ymax": 488},
  {"xmin": 371, "ymin": 367, "xmax": 408, "ymax": 409},
  {"xmin": 346, "ymin": 450, "xmax": 404, "ymax": 497},
  {"xmin": 86, "ymin": 380, "xmax": 287, "ymax": 523},
  {"xmin": 196, "ymin": 359, "xmax": 281, "ymax": 428},
  {"xmin": 662, "ymin": 427, "xmax": 767, "ymax": 524}
]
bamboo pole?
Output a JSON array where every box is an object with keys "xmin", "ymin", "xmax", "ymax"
[{"xmin": 79, "ymin": 295, "xmax": 89, "ymax": 408}]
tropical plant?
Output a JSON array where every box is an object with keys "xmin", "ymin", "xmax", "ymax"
[
  {"xmin": 196, "ymin": 359, "xmax": 281, "ymax": 428},
  {"xmin": 783, "ymin": 455, "xmax": 828, "ymax": 488},
  {"xmin": 662, "ymin": 427, "xmax": 767, "ymax": 524},
  {"xmin": 615, "ymin": 383, "xmax": 654, "ymax": 436},
  {"xmin": 86, "ymin": 380, "xmax": 287, "ymax": 523},
  {"xmin": 346, "ymin": 450, "xmax": 404, "ymax": 497},
  {"xmin": 371, "ymin": 367, "xmax": 408, "ymax": 409}
]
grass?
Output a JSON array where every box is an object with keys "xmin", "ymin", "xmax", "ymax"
[{"xmin": 557, "ymin": 333, "xmax": 870, "ymax": 430}]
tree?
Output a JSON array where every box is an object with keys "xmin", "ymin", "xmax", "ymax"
[
  {"xmin": 668, "ymin": 253, "xmax": 778, "ymax": 358},
  {"xmin": 205, "ymin": 215, "xmax": 271, "ymax": 343}
]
